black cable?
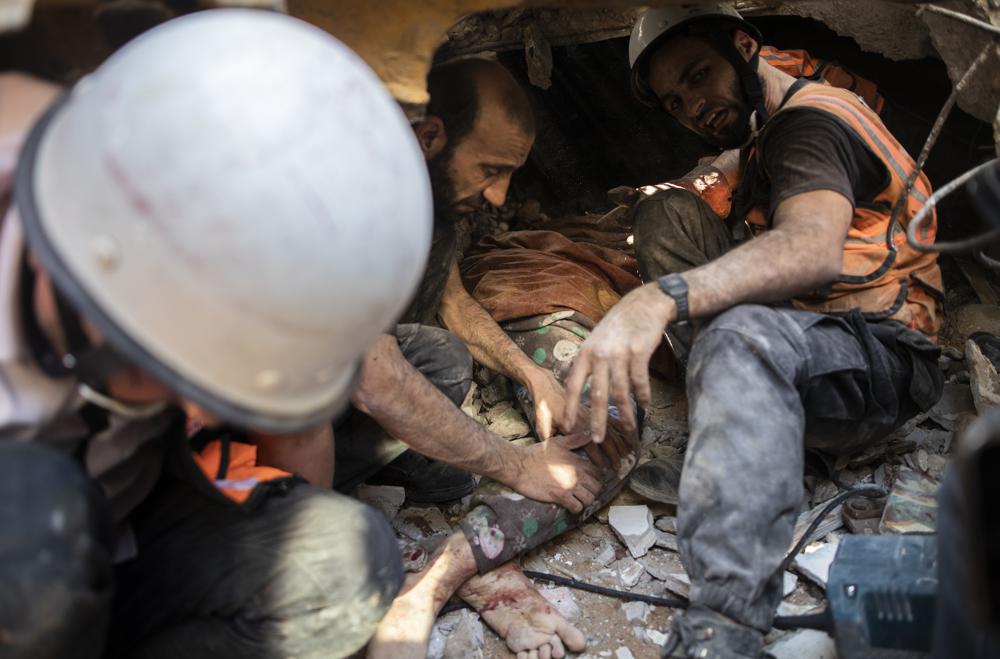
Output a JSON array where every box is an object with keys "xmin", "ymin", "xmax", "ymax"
[
  {"xmin": 777, "ymin": 484, "xmax": 888, "ymax": 575},
  {"xmin": 522, "ymin": 569, "xmax": 689, "ymax": 608}
]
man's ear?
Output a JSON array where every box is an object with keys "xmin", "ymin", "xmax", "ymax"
[
  {"xmin": 732, "ymin": 29, "xmax": 758, "ymax": 62},
  {"xmin": 412, "ymin": 115, "xmax": 447, "ymax": 160}
]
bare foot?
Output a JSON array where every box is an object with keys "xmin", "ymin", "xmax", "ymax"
[
  {"xmin": 367, "ymin": 532, "xmax": 478, "ymax": 659},
  {"xmin": 459, "ymin": 562, "xmax": 587, "ymax": 659}
]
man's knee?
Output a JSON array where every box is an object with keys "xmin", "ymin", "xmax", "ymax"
[
  {"xmin": 0, "ymin": 442, "xmax": 112, "ymax": 659},
  {"xmin": 688, "ymin": 305, "xmax": 806, "ymax": 387},
  {"xmin": 262, "ymin": 489, "xmax": 404, "ymax": 656},
  {"xmin": 396, "ymin": 324, "xmax": 473, "ymax": 406},
  {"xmin": 632, "ymin": 188, "xmax": 726, "ymax": 280}
]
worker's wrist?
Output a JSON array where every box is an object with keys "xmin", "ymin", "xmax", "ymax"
[
  {"xmin": 484, "ymin": 433, "xmax": 523, "ymax": 484},
  {"xmin": 641, "ymin": 282, "xmax": 678, "ymax": 327}
]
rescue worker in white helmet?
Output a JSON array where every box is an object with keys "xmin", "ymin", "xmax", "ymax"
[
  {"xmin": 0, "ymin": 10, "xmax": 431, "ymax": 658},
  {"xmin": 562, "ymin": 4, "xmax": 944, "ymax": 657}
]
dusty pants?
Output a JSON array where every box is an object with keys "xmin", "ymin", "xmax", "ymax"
[
  {"xmin": 333, "ymin": 323, "xmax": 474, "ymax": 492},
  {"xmin": 631, "ymin": 189, "xmax": 943, "ymax": 631}
]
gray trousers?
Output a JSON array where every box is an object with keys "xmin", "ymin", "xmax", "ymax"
[{"xmin": 631, "ymin": 189, "xmax": 942, "ymax": 631}]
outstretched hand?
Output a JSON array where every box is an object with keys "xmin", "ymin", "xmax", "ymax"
[
  {"xmin": 562, "ymin": 283, "xmax": 676, "ymax": 443},
  {"xmin": 501, "ymin": 433, "xmax": 602, "ymax": 513}
]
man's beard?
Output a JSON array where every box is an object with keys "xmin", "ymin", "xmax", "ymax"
[
  {"xmin": 704, "ymin": 76, "xmax": 756, "ymax": 150},
  {"xmin": 427, "ymin": 149, "xmax": 459, "ymax": 221}
]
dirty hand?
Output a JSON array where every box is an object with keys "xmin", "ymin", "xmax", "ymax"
[
  {"xmin": 502, "ymin": 434, "xmax": 602, "ymax": 513},
  {"xmin": 524, "ymin": 368, "xmax": 569, "ymax": 440},
  {"xmin": 563, "ymin": 283, "xmax": 675, "ymax": 443}
]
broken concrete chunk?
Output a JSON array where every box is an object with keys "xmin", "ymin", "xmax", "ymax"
[
  {"xmin": 392, "ymin": 506, "xmax": 452, "ymax": 541},
  {"xmin": 614, "ymin": 647, "xmax": 636, "ymax": 659},
  {"xmin": 641, "ymin": 548, "xmax": 683, "ymax": 582},
  {"xmin": 428, "ymin": 610, "xmax": 485, "ymax": 659},
  {"xmin": 777, "ymin": 600, "xmax": 819, "ymax": 617},
  {"xmin": 811, "ymin": 480, "xmax": 839, "ymax": 505},
  {"xmin": 481, "ymin": 375, "xmax": 513, "ymax": 407},
  {"xmin": 356, "ymin": 484, "xmax": 406, "ymax": 521},
  {"xmin": 928, "ymin": 382, "xmax": 976, "ymax": 430},
  {"xmin": 609, "ymin": 505, "xmax": 657, "ymax": 558},
  {"xmin": 660, "ymin": 572, "xmax": 691, "ymax": 599},
  {"xmin": 654, "ymin": 529, "xmax": 678, "ymax": 552},
  {"xmin": 654, "ymin": 516, "xmax": 677, "ymax": 534},
  {"xmin": 484, "ymin": 403, "xmax": 531, "ymax": 440},
  {"xmin": 622, "ymin": 601, "xmax": 651, "ymax": 623},
  {"xmin": 539, "ymin": 586, "xmax": 581, "ymax": 619},
  {"xmin": 968, "ymin": 338, "xmax": 1000, "ymax": 415},
  {"xmin": 879, "ymin": 467, "xmax": 939, "ymax": 534},
  {"xmin": 646, "ymin": 628, "xmax": 669, "ymax": 645},
  {"xmin": 792, "ymin": 542, "xmax": 838, "ymax": 588},
  {"xmin": 617, "ymin": 556, "xmax": 645, "ymax": 588},
  {"xmin": 442, "ymin": 609, "xmax": 484, "ymax": 659},
  {"xmin": 766, "ymin": 629, "xmax": 837, "ymax": 659},
  {"xmin": 595, "ymin": 541, "xmax": 618, "ymax": 567}
]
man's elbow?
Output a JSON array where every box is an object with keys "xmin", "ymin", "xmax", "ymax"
[{"xmin": 815, "ymin": 249, "xmax": 844, "ymax": 287}]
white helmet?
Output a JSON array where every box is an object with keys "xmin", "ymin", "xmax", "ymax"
[
  {"xmin": 14, "ymin": 9, "xmax": 432, "ymax": 433},
  {"xmin": 628, "ymin": 3, "xmax": 764, "ymax": 113}
]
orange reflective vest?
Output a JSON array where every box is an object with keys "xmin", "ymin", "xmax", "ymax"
[
  {"xmin": 760, "ymin": 46, "xmax": 885, "ymax": 116},
  {"xmin": 192, "ymin": 435, "xmax": 297, "ymax": 504},
  {"xmin": 746, "ymin": 83, "xmax": 942, "ymax": 336}
]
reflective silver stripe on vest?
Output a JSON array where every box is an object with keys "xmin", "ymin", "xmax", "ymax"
[{"xmin": 800, "ymin": 95, "xmax": 929, "ymax": 204}]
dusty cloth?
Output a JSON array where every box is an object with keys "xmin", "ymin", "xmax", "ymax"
[
  {"xmin": 632, "ymin": 189, "xmax": 943, "ymax": 632},
  {"xmin": 461, "ymin": 229, "xmax": 641, "ymax": 324},
  {"xmin": 459, "ymin": 311, "xmax": 639, "ymax": 574},
  {"xmin": 332, "ymin": 323, "xmax": 474, "ymax": 493}
]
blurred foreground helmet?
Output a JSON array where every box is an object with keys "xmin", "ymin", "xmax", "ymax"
[{"xmin": 15, "ymin": 9, "xmax": 432, "ymax": 432}]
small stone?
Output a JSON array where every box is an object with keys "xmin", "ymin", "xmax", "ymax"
[
  {"xmin": 766, "ymin": 629, "xmax": 837, "ymax": 659},
  {"xmin": 812, "ymin": 480, "xmax": 839, "ymax": 505},
  {"xmin": 641, "ymin": 549, "xmax": 683, "ymax": 582},
  {"xmin": 777, "ymin": 600, "xmax": 817, "ymax": 616},
  {"xmin": 917, "ymin": 449, "xmax": 929, "ymax": 473},
  {"xmin": 595, "ymin": 542, "xmax": 617, "ymax": 567},
  {"xmin": 622, "ymin": 601, "xmax": 651, "ymax": 622},
  {"xmin": 428, "ymin": 610, "xmax": 485, "ymax": 659},
  {"xmin": 654, "ymin": 516, "xmax": 677, "ymax": 533},
  {"xmin": 783, "ymin": 572, "xmax": 798, "ymax": 598},
  {"xmin": 654, "ymin": 529, "xmax": 678, "ymax": 552},
  {"xmin": 941, "ymin": 345, "xmax": 964, "ymax": 361},
  {"xmin": 928, "ymin": 383, "xmax": 976, "ymax": 430},
  {"xmin": 539, "ymin": 586, "xmax": 581, "ymax": 619},
  {"xmin": 792, "ymin": 542, "xmax": 838, "ymax": 587},
  {"xmin": 484, "ymin": 403, "xmax": 531, "ymax": 440},
  {"xmin": 659, "ymin": 572, "xmax": 691, "ymax": 598},
  {"xmin": 967, "ymin": 338, "xmax": 1000, "ymax": 415},
  {"xmin": 609, "ymin": 505, "xmax": 657, "ymax": 558},
  {"xmin": 356, "ymin": 484, "xmax": 406, "ymax": 521},
  {"xmin": 618, "ymin": 556, "xmax": 645, "ymax": 588},
  {"xmin": 392, "ymin": 506, "xmax": 452, "ymax": 541},
  {"xmin": 641, "ymin": 425, "xmax": 660, "ymax": 446},
  {"xmin": 646, "ymin": 628, "xmax": 669, "ymax": 645},
  {"xmin": 615, "ymin": 647, "xmax": 635, "ymax": 659}
]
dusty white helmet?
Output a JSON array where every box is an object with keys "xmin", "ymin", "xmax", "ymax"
[
  {"xmin": 628, "ymin": 3, "xmax": 762, "ymax": 108},
  {"xmin": 15, "ymin": 9, "xmax": 432, "ymax": 433}
]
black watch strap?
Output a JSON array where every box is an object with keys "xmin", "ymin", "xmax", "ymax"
[{"xmin": 657, "ymin": 273, "xmax": 690, "ymax": 323}]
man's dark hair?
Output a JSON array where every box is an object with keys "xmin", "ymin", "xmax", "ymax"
[{"xmin": 426, "ymin": 58, "xmax": 535, "ymax": 146}]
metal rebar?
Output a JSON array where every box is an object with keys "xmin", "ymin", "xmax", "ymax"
[
  {"xmin": 907, "ymin": 159, "xmax": 1000, "ymax": 252},
  {"xmin": 898, "ymin": 41, "xmax": 993, "ymax": 250},
  {"xmin": 919, "ymin": 4, "xmax": 1000, "ymax": 39}
]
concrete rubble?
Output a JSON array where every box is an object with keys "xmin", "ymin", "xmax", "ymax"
[
  {"xmin": 766, "ymin": 629, "xmax": 837, "ymax": 659},
  {"xmin": 428, "ymin": 609, "xmax": 486, "ymax": 659},
  {"xmin": 609, "ymin": 505, "xmax": 657, "ymax": 558},
  {"xmin": 540, "ymin": 586, "xmax": 581, "ymax": 619},
  {"xmin": 355, "ymin": 484, "xmax": 406, "ymax": 521},
  {"xmin": 792, "ymin": 542, "xmax": 839, "ymax": 588},
  {"xmin": 621, "ymin": 601, "xmax": 651, "ymax": 623}
]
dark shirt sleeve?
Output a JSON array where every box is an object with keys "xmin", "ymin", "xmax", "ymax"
[{"xmin": 760, "ymin": 108, "xmax": 889, "ymax": 217}]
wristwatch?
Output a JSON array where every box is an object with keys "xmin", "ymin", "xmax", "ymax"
[{"xmin": 657, "ymin": 273, "xmax": 690, "ymax": 323}]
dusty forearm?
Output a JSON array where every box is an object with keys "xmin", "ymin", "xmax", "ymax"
[
  {"xmin": 684, "ymin": 225, "xmax": 841, "ymax": 319},
  {"xmin": 353, "ymin": 336, "xmax": 521, "ymax": 481},
  {"xmin": 438, "ymin": 263, "xmax": 539, "ymax": 384},
  {"xmin": 440, "ymin": 297, "xmax": 537, "ymax": 381},
  {"xmin": 251, "ymin": 425, "xmax": 335, "ymax": 489}
]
